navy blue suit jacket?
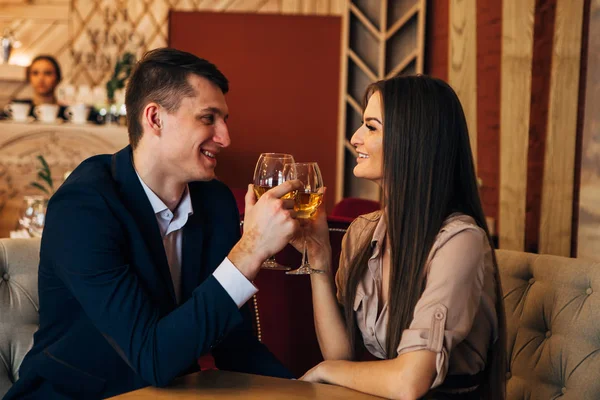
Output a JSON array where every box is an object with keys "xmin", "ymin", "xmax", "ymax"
[{"xmin": 4, "ymin": 146, "xmax": 291, "ymax": 399}]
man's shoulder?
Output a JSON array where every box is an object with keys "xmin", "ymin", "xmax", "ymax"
[{"xmin": 52, "ymin": 154, "xmax": 117, "ymax": 201}]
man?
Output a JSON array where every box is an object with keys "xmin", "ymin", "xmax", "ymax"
[{"xmin": 5, "ymin": 48, "xmax": 301, "ymax": 399}]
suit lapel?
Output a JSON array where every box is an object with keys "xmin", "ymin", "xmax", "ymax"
[{"xmin": 111, "ymin": 147, "xmax": 176, "ymax": 306}]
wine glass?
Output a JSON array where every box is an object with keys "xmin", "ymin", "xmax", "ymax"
[
  {"xmin": 286, "ymin": 162, "xmax": 325, "ymax": 275},
  {"xmin": 17, "ymin": 195, "xmax": 47, "ymax": 237},
  {"xmin": 253, "ymin": 153, "xmax": 296, "ymax": 270}
]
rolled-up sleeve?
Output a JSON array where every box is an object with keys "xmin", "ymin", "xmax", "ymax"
[{"xmin": 396, "ymin": 227, "xmax": 486, "ymax": 388}]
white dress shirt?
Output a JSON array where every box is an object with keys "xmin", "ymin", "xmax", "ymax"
[{"xmin": 135, "ymin": 172, "xmax": 257, "ymax": 306}]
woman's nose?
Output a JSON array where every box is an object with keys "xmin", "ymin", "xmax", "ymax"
[{"xmin": 350, "ymin": 126, "xmax": 364, "ymax": 147}]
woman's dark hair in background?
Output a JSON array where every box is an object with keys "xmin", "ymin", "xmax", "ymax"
[{"xmin": 343, "ymin": 75, "xmax": 506, "ymax": 400}]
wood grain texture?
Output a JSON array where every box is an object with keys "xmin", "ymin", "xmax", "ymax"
[
  {"xmin": 499, "ymin": 0, "xmax": 535, "ymax": 250},
  {"xmin": 449, "ymin": 0, "xmax": 478, "ymax": 166},
  {"xmin": 577, "ymin": 0, "xmax": 600, "ymax": 261},
  {"xmin": 524, "ymin": 0, "xmax": 556, "ymax": 253},
  {"xmin": 111, "ymin": 370, "xmax": 381, "ymax": 399},
  {"xmin": 425, "ymin": 0, "xmax": 449, "ymax": 80},
  {"xmin": 336, "ymin": 0, "xmax": 350, "ymax": 204},
  {"xmin": 476, "ymin": 0, "xmax": 502, "ymax": 225},
  {"xmin": 539, "ymin": 0, "xmax": 586, "ymax": 256}
]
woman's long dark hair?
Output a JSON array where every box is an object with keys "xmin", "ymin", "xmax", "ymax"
[{"xmin": 343, "ymin": 75, "xmax": 506, "ymax": 400}]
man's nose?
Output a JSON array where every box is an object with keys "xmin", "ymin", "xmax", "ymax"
[{"xmin": 215, "ymin": 123, "xmax": 231, "ymax": 148}]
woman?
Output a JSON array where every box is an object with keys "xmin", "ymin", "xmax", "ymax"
[
  {"xmin": 296, "ymin": 75, "xmax": 506, "ymax": 400},
  {"xmin": 15, "ymin": 55, "xmax": 67, "ymax": 120}
]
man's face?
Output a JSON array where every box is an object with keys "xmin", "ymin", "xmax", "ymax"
[{"xmin": 157, "ymin": 74, "xmax": 230, "ymax": 183}]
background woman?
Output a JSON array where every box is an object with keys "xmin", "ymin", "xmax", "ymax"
[{"xmin": 296, "ymin": 75, "xmax": 506, "ymax": 400}]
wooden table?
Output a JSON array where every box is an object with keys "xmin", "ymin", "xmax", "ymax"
[{"xmin": 111, "ymin": 370, "xmax": 383, "ymax": 399}]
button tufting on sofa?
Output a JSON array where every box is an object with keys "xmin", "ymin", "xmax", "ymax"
[
  {"xmin": 0, "ymin": 239, "xmax": 41, "ymax": 398},
  {"xmin": 498, "ymin": 250, "xmax": 600, "ymax": 400}
]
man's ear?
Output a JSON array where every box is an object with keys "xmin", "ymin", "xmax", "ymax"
[{"xmin": 143, "ymin": 103, "xmax": 163, "ymax": 134}]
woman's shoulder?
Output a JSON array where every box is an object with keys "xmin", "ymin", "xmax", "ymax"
[
  {"xmin": 341, "ymin": 210, "xmax": 382, "ymax": 249},
  {"xmin": 432, "ymin": 213, "xmax": 487, "ymax": 253},
  {"xmin": 346, "ymin": 210, "xmax": 382, "ymax": 234}
]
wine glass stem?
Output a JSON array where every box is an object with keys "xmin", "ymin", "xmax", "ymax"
[{"xmin": 301, "ymin": 231, "xmax": 309, "ymax": 267}]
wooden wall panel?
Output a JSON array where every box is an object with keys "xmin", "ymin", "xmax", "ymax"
[
  {"xmin": 524, "ymin": 0, "xmax": 556, "ymax": 253},
  {"xmin": 539, "ymin": 0, "xmax": 586, "ymax": 256},
  {"xmin": 499, "ymin": 0, "xmax": 536, "ymax": 250},
  {"xmin": 577, "ymin": 0, "xmax": 600, "ymax": 261},
  {"xmin": 449, "ymin": 0, "xmax": 477, "ymax": 165},
  {"xmin": 425, "ymin": 0, "xmax": 449, "ymax": 80},
  {"xmin": 476, "ymin": 0, "xmax": 502, "ymax": 227}
]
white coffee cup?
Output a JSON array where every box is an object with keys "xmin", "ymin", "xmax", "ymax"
[
  {"xmin": 4, "ymin": 103, "xmax": 31, "ymax": 121},
  {"xmin": 65, "ymin": 104, "xmax": 89, "ymax": 124},
  {"xmin": 34, "ymin": 104, "xmax": 60, "ymax": 123}
]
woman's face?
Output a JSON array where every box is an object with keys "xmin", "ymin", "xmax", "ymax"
[
  {"xmin": 29, "ymin": 59, "xmax": 59, "ymax": 97},
  {"xmin": 350, "ymin": 92, "xmax": 384, "ymax": 184}
]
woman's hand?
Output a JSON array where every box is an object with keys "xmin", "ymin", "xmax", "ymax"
[{"xmin": 299, "ymin": 361, "xmax": 329, "ymax": 383}]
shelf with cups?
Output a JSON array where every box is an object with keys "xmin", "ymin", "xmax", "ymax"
[{"xmin": 0, "ymin": 64, "xmax": 26, "ymax": 82}]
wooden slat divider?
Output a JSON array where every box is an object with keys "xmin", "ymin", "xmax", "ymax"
[
  {"xmin": 449, "ymin": 0, "xmax": 478, "ymax": 166},
  {"xmin": 538, "ymin": 0, "xmax": 586, "ymax": 256},
  {"xmin": 499, "ymin": 0, "xmax": 535, "ymax": 250}
]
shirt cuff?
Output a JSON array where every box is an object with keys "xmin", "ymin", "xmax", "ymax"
[{"xmin": 212, "ymin": 257, "xmax": 258, "ymax": 308}]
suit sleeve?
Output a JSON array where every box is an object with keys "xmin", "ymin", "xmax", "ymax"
[{"xmin": 43, "ymin": 184, "xmax": 244, "ymax": 387}]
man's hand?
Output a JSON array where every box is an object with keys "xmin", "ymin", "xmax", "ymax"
[{"xmin": 229, "ymin": 180, "xmax": 303, "ymax": 280}]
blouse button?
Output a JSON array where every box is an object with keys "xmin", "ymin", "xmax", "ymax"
[
  {"xmin": 561, "ymin": 387, "xmax": 567, "ymax": 394},
  {"xmin": 2, "ymin": 273, "xmax": 9, "ymax": 281},
  {"xmin": 529, "ymin": 278, "xmax": 535, "ymax": 285},
  {"xmin": 434, "ymin": 311, "xmax": 444, "ymax": 320},
  {"xmin": 545, "ymin": 331, "xmax": 552, "ymax": 339},
  {"xmin": 586, "ymin": 287, "xmax": 593, "ymax": 295}
]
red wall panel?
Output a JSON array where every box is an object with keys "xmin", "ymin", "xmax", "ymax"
[{"xmin": 169, "ymin": 12, "xmax": 341, "ymax": 212}]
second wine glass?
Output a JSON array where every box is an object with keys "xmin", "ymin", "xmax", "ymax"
[
  {"xmin": 253, "ymin": 153, "xmax": 296, "ymax": 270},
  {"xmin": 286, "ymin": 162, "xmax": 325, "ymax": 275}
]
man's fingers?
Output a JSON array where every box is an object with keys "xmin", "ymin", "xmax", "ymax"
[
  {"xmin": 268, "ymin": 179, "xmax": 303, "ymax": 199},
  {"xmin": 245, "ymin": 184, "xmax": 257, "ymax": 210},
  {"xmin": 281, "ymin": 198, "xmax": 296, "ymax": 210}
]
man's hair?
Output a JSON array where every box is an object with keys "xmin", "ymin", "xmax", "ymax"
[
  {"xmin": 125, "ymin": 48, "xmax": 229, "ymax": 149},
  {"xmin": 26, "ymin": 55, "xmax": 62, "ymax": 83}
]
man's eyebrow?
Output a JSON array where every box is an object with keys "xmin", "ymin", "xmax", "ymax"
[
  {"xmin": 365, "ymin": 117, "xmax": 382, "ymax": 124},
  {"xmin": 199, "ymin": 107, "xmax": 229, "ymax": 118}
]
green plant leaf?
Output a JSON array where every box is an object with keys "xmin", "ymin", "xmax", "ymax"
[
  {"xmin": 37, "ymin": 155, "xmax": 50, "ymax": 171},
  {"xmin": 38, "ymin": 171, "xmax": 53, "ymax": 189},
  {"xmin": 30, "ymin": 182, "xmax": 50, "ymax": 195}
]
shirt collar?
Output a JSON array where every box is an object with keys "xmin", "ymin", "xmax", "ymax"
[{"xmin": 135, "ymin": 171, "xmax": 194, "ymax": 235}]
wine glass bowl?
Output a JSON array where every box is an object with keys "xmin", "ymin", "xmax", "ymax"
[
  {"xmin": 253, "ymin": 153, "xmax": 296, "ymax": 270},
  {"xmin": 286, "ymin": 162, "xmax": 325, "ymax": 275}
]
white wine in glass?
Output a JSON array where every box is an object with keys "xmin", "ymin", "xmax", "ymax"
[
  {"xmin": 286, "ymin": 162, "xmax": 325, "ymax": 275},
  {"xmin": 253, "ymin": 153, "xmax": 296, "ymax": 270}
]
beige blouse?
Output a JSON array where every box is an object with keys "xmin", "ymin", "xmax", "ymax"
[{"xmin": 335, "ymin": 211, "xmax": 498, "ymax": 389}]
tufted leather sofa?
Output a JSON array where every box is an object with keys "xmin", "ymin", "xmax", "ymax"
[
  {"xmin": 498, "ymin": 249, "xmax": 600, "ymax": 400},
  {"xmin": 0, "ymin": 238, "xmax": 40, "ymax": 398}
]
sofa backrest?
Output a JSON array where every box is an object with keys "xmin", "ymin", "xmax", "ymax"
[
  {"xmin": 497, "ymin": 249, "xmax": 600, "ymax": 400},
  {"xmin": 0, "ymin": 238, "xmax": 40, "ymax": 398}
]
